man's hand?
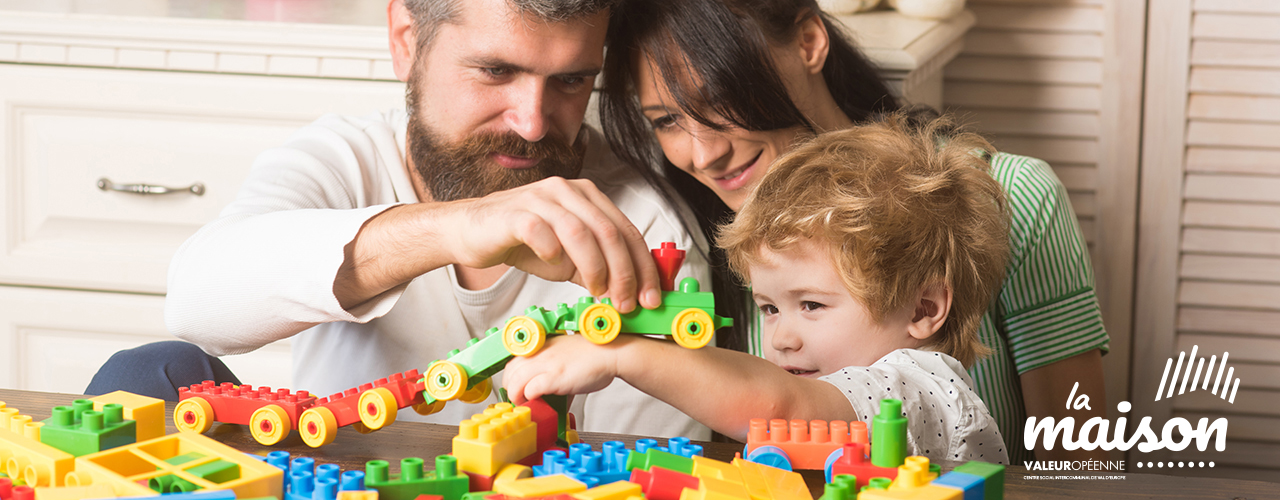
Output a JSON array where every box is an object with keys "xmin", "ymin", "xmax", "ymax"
[
  {"xmin": 335, "ymin": 176, "xmax": 663, "ymax": 312},
  {"xmin": 504, "ymin": 334, "xmax": 623, "ymax": 405}
]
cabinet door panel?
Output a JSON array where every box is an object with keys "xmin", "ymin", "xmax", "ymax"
[
  {"xmin": 0, "ymin": 63, "xmax": 404, "ymax": 293},
  {"xmin": 0, "ymin": 286, "xmax": 292, "ymax": 393}
]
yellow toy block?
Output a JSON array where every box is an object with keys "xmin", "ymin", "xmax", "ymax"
[
  {"xmin": 69, "ymin": 431, "xmax": 282, "ymax": 499},
  {"xmin": 679, "ymin": 476, "xmax": 751, "ymax": 500},
  {"xmin": 691, "ymin": 456, "xmax": 742, "ymax": 484},
  {"xmin": 32, "ymin": 484, "xmax": 115, "ymax": 500},
  {"xmin": 0, "ymin": 414, "xmax": 76, "ymax": 487},
  {"xmin": 453, "ymin": 403, "xmax": 537, "ymax": 477},
  {"xmin": 571, "ymin": 480, "xmax": 642, "ymax": 500},
  {"xmin": 493, "ymin": 474, "xmax": 587, "ymax": 498},
  {"xmin": 855, "ymin": 485, "xmax": 960, "ymax": 500},
  {"xmin": 732, "ymin": 458, "xmax": 811, "ymax": 500},
  {"xmin": 91, "ymin": 391, "xmax": 165, "ymax": 442},
  {"xmin": 888, "ymin": 457, "xmax": 937, "ymax": 491},
  {"xmin": 338, "ymin": 490, "xmax": 380, "ymax": 500}
]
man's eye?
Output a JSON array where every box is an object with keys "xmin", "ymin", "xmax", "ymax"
[
  {"xmin": 560, "ymin": 76, "xmax": 584, "ymax": 85},
  {"xmin": 483, "ymin": 67, "xmax": 509, "ymax": 77}
]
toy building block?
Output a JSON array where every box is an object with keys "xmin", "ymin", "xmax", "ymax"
[
  {"xmin": 90, "ymin": 391, "xmax": 165, "ymax": 443},
  {"xmin": 518, "ymin": 399, "xmax": 563, "ymax": 460},
  {"xmin": 948, "ymin": 463, "xmax": 1002, "ymax": 500},
  {"xmin": 454, "ymin": 403, "xmax": 537, "ymax": 477},
  {"xmin": 731, "ymin": 457, "xmax": 811, "ymax": 500},
  {"xmin": 68, "ymin": 430, "xmax": 283, "ymax": 499},
  {"xmin": 652, "ymin": 242, "xmax": 686, "ymax": 292},
  {"xmin": 746, "ymin": 419, "xmax": 865, "ymax": 472},
  {"xmin": 676, "ymin": 475, "xmax": 750, "ymax": 500},
  {"xmin": 176, "ymin": 381, "xmax": 319, "ymax": 446},
  {"xmin": 364, "ymin": 456, "xmax": 468, "ymax": 500},
  {"xmin": 928, "ymin": 472, "xmax": 983, "ymax": 500},
  {"xmin": 870, "ymin": 400, "xmax": 907, "ymax": 469},
  {"xmin": 570, "ymin": 480, "xmax": 641, "ymax": 500},
  {"xmin": 150, "ymin": 452, "xmax": 242, "ymax": 493},
  {"xmin": 301, "ymin": 369, "xmax": 430, "ymax": 447},
  {"xmin": 624, "ymin": 438, "xmax": 703, "ymax": 474},
  {"xmin": 114, "ymin": 490, "xmax": 238, "ymax": 500},
  {"xmin": 532, "ymin": 442, "xmax": 631, "ymax": 486},
  {"xmin": 0, "ymin": 408, "xmax": 76, "ymax": 487},
  {"xmin": 493, "ymin": 475, "xmax": 587, "ymax": 498},
  {"xmin": 39, "ymin": 401, "xmax": 136, "ymax": 457},
  {"xmin": 827, "ymin": 443, "xmax": 897, "ymax": 488},
  {"xmin": 340, "ymin": 492, "xmax": 380, "ymax": 500},
  {"xmin": 10, "ymin": 485, "xmax": 32, "ymax": 500},
  {"xmin": 465, "ymin": 464, "xmax": 531, "ymax": 493},
  {"xmin": 887, "ymin": 457, "xmax": 938, "ymax": 490},
  {"xmin": 818, "ymin": 474, "xmax": 856, "ymax": 500},
  {"xmin": 631, "ymin": 466, "xmax": 698, "ymax": 500},
  {"xmin": 30, "ymin": 484, "xmax": 118, "ymax": 500}
]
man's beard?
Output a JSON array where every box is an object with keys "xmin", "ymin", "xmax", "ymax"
[{"xmin": 406, "ymin": 92, "xmax": 586, "ymax": 203}]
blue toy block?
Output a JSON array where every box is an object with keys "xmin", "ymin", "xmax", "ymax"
[
  {"xmin": 532, "ymin": 442, "xmax": 632, "ymax": 487},
  {"xmin": 264, "ymin": 451, "xmax": 368, "ymax": 500},
  {"xmin": 931, "ymin": 471, "xmax": 984, "ymax": 500}
]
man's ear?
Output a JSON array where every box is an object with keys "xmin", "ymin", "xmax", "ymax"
[
  {"xmin": 388, "ymin": 0, "xmax": 417, "ymax": 82},
  {"xmin": 794, "ymin": 11, "xmax": 831, "ymax": 75},
  {"xmin": 906, "ymin": 282, "xmax": 952, "ymax": 341}
]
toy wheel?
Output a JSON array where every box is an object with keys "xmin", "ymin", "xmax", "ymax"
[
  {"xmin": 460, "ymin": 378, "xmax": 493, "ymax": 404},
  {"xmin": 351, "ymin": 422, "xmax": 375, "ymax": 434},
  {"xmin": 250, "ymin": 405, "xmax": 291, "ymax": 446},
  {"xmin": 579, "ymin": 303, "xmax": 622, "ymax": 344},
  {"xmin": 425, "ymin": 361, "xmax": 468, "ymax": 401},
  {"xmin": 299, "ymin": 407, "xmax": 338, "ymax": 448},
  {"xmin": 671, "ymin": 309, "xmax": 714, "ymax": 349},
  {"xmin": 358, "ymin": 387, "xmax": 399, "ymax": 431},
  {"xmin": 174, "ymin": 397, "xmax": 215, "ymax": 434},
  {"xmin": 413, "ymin": 399, "xmax": 446, "ymax": 416},
  {"xmin": 746, "ymin": 445, "xmax": 792, "ymax": 471},
  {"xmin": 824, "ymin": 448, "xmax": 845, "ymax": 483},
  {"xmin": 503, "ymin": 316, "xmax": 547, "ymax": 356}
]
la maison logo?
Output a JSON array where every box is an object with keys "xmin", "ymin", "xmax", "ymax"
[{"xmin": 1025, "ymin": 345, "xmax": 1234, "ymax": 454}]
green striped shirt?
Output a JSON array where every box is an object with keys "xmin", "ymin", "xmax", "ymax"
[{"xmin": 745, "ymin": 152, "xmax": 1110, "ymax": 463}]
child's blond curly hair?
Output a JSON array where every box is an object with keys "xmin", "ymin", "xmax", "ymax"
[{"xmin": 717, "ymin": 114, "xmax": 1010, "ymax": 367}]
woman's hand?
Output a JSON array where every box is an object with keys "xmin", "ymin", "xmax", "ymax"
[{"xmin": 503, "ymin": 334, "xmax": 628, "ymax": 405}]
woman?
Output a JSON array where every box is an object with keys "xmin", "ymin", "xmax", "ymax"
[{"xmin": 599, "ymin": 0, "xmax": 1111, "ymax": 463}]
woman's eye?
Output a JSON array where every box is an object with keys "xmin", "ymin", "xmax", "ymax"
[
  {"xmin": 801, "ymin": 301, "xmax": 825, "ymax": 312},
  {"xmin": 650, "ymin": 115, "xmax": 677, "ymax": 130}
]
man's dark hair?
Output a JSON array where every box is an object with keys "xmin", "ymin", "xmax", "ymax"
[{"xmin": 403, "ymin": 0, "xmax": 618, "ymax": 54}]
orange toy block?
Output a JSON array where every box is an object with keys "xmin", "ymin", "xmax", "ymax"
[
  {"xmin": 746, "ymin": 419, "xmax": 864, "ymax": 471},
  {"xmin": 454, "ymin": 404, "xmax": 538, "ymax": 477},
  {"xmin": 91, "ymin": 391, "xmax": 165, "ymax": 442},
  {"xmin": 493, "ymin": 475, "xmax": 586, "ymax": 498},
  {"xmin": 0, "ymin": 405, "xmax": 76, "ymax": 487},
  {"xmin": 67, "ymin": 431, "xmax": 282, "ymax": 499}
]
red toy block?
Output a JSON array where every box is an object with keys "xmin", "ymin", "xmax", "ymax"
[
  {"xmin": 1, "ymin": 477, "xmax": 11, "ymax": 499},
  {"xmin": 415, "ymin": 495, "xmax": 444, "ymax": 500},
  {"xmin": 651, "ymin": 242, "xmax": 686, "ymax": 292},
  {"xmin": 828, "ymin": 443, "xmax": 898, "ymax": 489},
  {"xmin": 12, "ymin": 485, "xmax": 32, "ymax": 500},
  {"xmin": 176, "ymin": 382, "xmax": 318, "ymax": 445},
  {"xmin": 746, "ymin": 418, "xmax": 863, "ymax": 471},
  {"xmin": 630, "ymin": 466, "xmax": 699, "ymax": 500}
]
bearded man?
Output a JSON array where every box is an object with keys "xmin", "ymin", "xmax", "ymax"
[{"xmin": 88, "ymin": 0, "xmax": 709, "ymax": 439}]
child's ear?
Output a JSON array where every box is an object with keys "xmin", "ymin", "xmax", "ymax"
[{"xmin": 906, "ymin": 282, "xmax": 952, "ymax": 341}]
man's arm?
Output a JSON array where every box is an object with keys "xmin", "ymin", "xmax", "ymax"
[
  {"xmin": 1020, "ymin": 348, "xmax": 1109, "ymax": 461},
  {"xmin": 504, "ymin": 335, "xmax": 854, "ymax": 441}
]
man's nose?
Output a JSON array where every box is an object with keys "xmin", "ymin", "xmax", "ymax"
[{"xmin": 504, "ymin": 79, "xmax": 551, "ymax": 143}]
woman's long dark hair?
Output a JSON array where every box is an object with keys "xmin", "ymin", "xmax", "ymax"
[{"xmin": 600, "ymin": 0, "xmax": 903, "ymax": 352}]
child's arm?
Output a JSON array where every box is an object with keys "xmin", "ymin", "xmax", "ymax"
[{"xmin": 503, "ymin": 334, "xmax": 856, "ymax": 441}]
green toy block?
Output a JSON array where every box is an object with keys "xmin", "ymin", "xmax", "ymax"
[
  {"xmin": 819, "ymin": 474, "xmax": 857, "ymax": 500},
  {"xmin": 952, "ymin": 462, "xmax": 1004, "ymax": 500},
  {"xmin": 463, "ymin": 492, "xmax": 496, "ymax": 500},
  {"xmin": 364, "ymin": 455, "xmax": 468, "ymax": 500},
  {"xmin": 150, "ymin": 453, "xmax": 240, "ymax": 492},
  {"xmin": 860, "ymin": 477, "xmax": 892, "ymax": 493},
  {"xmin": 39, "ymin": 401, "xmax": 136, "ymax": 457},
  {"xmin": 871, "ymin": 399, "xmax": 907, "ymax": 468},
  {"xmin": 624, "ymin": 448, "xmax": 694, "ymax": 474}
]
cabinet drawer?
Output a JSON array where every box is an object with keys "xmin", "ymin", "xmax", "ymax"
[
  {"xmin": 0, "ymin": 285, "xmax": 292, "ymax": 393},
  {"xmin": 0, "ymin": 63, "xmax": 404, "ymax": 293}
]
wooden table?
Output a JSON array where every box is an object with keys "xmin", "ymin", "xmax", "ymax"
[{"xmin": 2, "ymin": 389, "xmax": 1275, "ymax": 499}]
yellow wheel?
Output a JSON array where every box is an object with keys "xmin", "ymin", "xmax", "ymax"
[
  {"xmin": 249, "ymin": 405, "xmax": 291, "ymax": 446},
  {"xmin": 352, "ymin": 422, "xmax": 375, "ymax": 434},
  {"xmin": 174, "ymin": 397, "xmax": 215, "ymax": 434},
  {"xmin": 503, "ymin": 316, "xmax": 546, "ymax": 356},
  {"xmin": 672, "ymin": 308, "xmax": 714, "ymax": 349},
  {"xmin": 299, "ymin": 407, "xmax": 338, "ymax": 448},
  {"xmin": 460, "ymin": 378, "xmax": 492, "ymax": 404},
  {"xmin": 425, "ymin": 361, "xmax": 468, "ymax": 401},
  {"xmin": 579, "ymin": 303, "xmax": 622, "ymax": 344},
  {"xmin": 358, "ymin": 387, "xmax": 399, "ymax": 431},
  {"xmin": 413, "ymin": 399, "xmax": 446, "ymax": 416}
]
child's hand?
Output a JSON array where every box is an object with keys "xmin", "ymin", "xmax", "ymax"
[{"xmin": 503, "ymin": 334, "xmax": 625, "ymax": 405}]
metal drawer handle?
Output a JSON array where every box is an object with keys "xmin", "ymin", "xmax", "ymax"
[{"xmin": 97, "ymin": 177, "xmax": 205, "ymax": 196}]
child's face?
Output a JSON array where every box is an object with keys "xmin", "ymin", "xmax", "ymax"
[{"xmin": 750, "ymin": 239, "xmax": 922, "ymax": 378}]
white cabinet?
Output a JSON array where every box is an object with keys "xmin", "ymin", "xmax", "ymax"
[{"xmin": 0, "ymin": 5, "xmax": 405, "ymax": 392}]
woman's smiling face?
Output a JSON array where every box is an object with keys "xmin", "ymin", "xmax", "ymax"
[{"xmin": 634, "ymin": 56, "xmax": 809, "ymax": 212}]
